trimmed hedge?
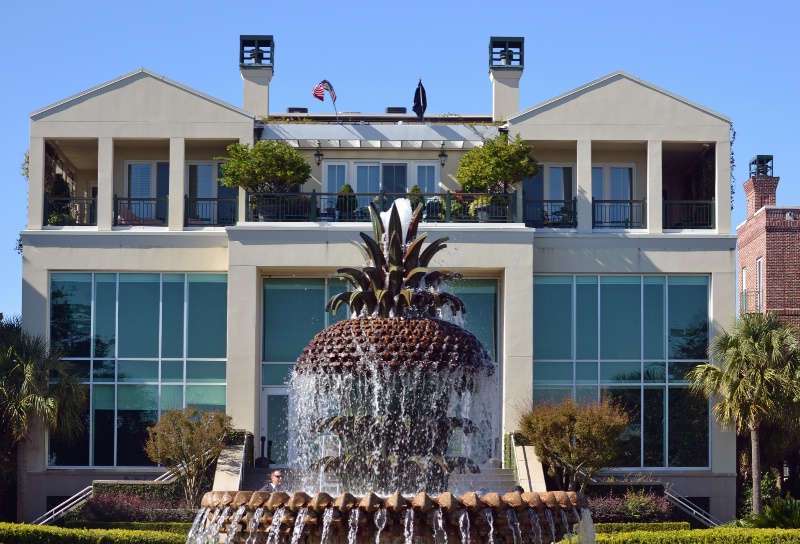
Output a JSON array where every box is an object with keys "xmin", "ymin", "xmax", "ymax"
[
  {"xmin": 64, "ymin": 521, "xmax": 193, "ymax": 535},
  {"xmin": 595, "ymin": 522, "xmax": 691, "ymax": 533},
  {"xmin": 0, "ymin": 523, "xmax": 186, "ymax": 544},
  {"xmin": 595, "ymin": 527, "xmax": 800, "ymax": 543}
]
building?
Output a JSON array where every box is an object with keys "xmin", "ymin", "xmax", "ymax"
[
  {"xmin": 737, "ymin": 156, "xmax": 800, "ymax": 327},
  {"xmin": 21, "ymin": 35, "xmax": 737, "ymax": 521}
]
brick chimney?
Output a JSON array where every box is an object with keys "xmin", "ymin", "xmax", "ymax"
[
  {"xmin": 489, "ymin": 37, "xmax": 524, "ymax": 122},
  {"xmin": 744, "ymin": 155, "xmax": 779, "ymax": 218},
  {"xmin": 239, "ymin": 35, "xmax": 274, "ymax": 119}
]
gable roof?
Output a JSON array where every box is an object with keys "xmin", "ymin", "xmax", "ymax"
[
  {"xmin": 509, "ymin": 70, "xmax": 730, "ymax": 125},
  {"xmin": 31, "ymin": 68, "xmax": 253, "ymax": 119}
]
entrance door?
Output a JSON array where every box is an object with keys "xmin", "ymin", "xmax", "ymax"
[{"xmin": 259, "ymin": 386, "xmax": 293, "ymax": 467}]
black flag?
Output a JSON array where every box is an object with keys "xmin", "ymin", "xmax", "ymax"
[{"xmin": 413, "ymin": 80, "xmax": 427, "ymax": 121}]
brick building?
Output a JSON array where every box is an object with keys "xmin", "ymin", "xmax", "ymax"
[{"xmin": 738, "ymin": 156, "xmax": 800, "ymax": 327}]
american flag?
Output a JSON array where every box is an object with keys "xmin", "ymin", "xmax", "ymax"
[{"xmin": 312, "ymin": 80, "xmax": 336, "ymax": 103}]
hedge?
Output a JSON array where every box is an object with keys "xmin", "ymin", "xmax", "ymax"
[
  {"xmin": 64, "ymin": 521, "xmax": 193, "ymax": 535},
  {"xmin": 595, "ymin": 527, "xmax": 800, "ymax": 543},
  {"xmin": 0, "ymin": 523, "xmax": 186, "ymax": 544},
  {"xmin": 594, "ymin": 522, "xmax": 691, "ymax": 533}
]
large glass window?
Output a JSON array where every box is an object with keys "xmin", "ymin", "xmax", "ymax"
[
  {"xmin": 533, "ymin": 275, "xmax": 710, "ymax": 468},
  {"xmin": 48, "ymin": 273, "xmax": 227, "ymax": 467},
  {"xmin": 417, "ymin": 165, "xmax": 437, "ymax": 193}
]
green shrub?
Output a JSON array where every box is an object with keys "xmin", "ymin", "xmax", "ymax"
[
  {"xmin": 595, "ymin": 527, "xmax": 800, "ymax": 543},
  {"xmin": 594, "ymin": 522, "xmax": 691, "ymax": 533},
  {"xmin": 745, "ymin": 494, "xmax": 800, "ymax": 528},
  {"xmin": 0, "ymin": 522, "xmax": 185, "ymax": 544},
  {"xmin": 589, "ymin": 491, "xmax": 672, "ymax": 523},
  {"xmin": 64, "ymin": 521, "xmax": 192, "ymax": 534}
]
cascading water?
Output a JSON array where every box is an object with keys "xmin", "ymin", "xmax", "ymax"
[
  {"xmin": 506, "ymin": 508, "xmax": 522, "ymax": 544},
  {"xmin": 528, "ymin": 508, "xmax": 544, "ymax": 544},
  {"xmin": 373, "ymin": 508, "xmax": 387, "ymax": 544},
  {"xmin": 245, "ymin": 506, "xmax": 264, "ymax": 544},
  {"xmin": 290, "ymin": 507, "xmax": 308, "ymax": 544},
  {"xmin": 320, "ymin": 507, "xmax": 333, "ymax": 544},
  {"xmin": 225, "ymin": 505, "xmax": 247, "ymax": 544}
]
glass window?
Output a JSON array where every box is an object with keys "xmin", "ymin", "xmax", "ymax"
[
  {"xmin": 382, "ymin": 164, "xmax": 407, "ymax": 194},
  {"xmin": 263, "ymin": 279, "xmax": 325, "ymax": 362},
  {"xmin": 548, "ymin": 166, "xmax": 573, "ymax": 201},
  {"xmin": 128, "ymin": 163, "xmax": 152, "ymax": 198},
  {"xmin": 187, "ymin": 385, "xmax": 226, "ymax": 412},
  {"xmin": 533, "ymin": 276, "xmax": 572, "ymax": 360},
  {"xmin": 668, "ymin": 276, "xmax": 709, "ymax": 360},
  {"xmin": 576, "ymin": 277, "xmax": 598, "ymax": 359},
  {"xmin": 50, "ymin": 273, "xmax": 92, "ymax": 357},
  {"xmin": 118, "ymin": 274, "xmax": 160, "ymax": 358},
  {"xmin": 643, "ymin": 386, "xmax": 665, "ymax": 467},
  {"xmin": 533, "ymin": 361, "xmax": 572, "ymax": 383},
  {"xmin": 610, "ymin": 167, "xmax": 633, "ymax": 200},
  {"xmin": 187, "ymin": 274, "xmax": 227, "ymax": 358},
  {"xmin": 161, "ymin": 274, "xmax": 185, "ymax": 358},
  {"xmin": 327, "ymin": 164, "xmax": 346, "ymax": 193},
  {"xmin": 117, "ymin": 384, "xmax": 158, "ymax": 466},
  {"xmin": 643, "ymin": 277, "xmax": 665, "ymax": 359},
  {"xmin": 118, "ymin": 360, "xmax": 158, "ymax": 382},
  {"xmin": 94, "ymin": 274, "xmax": 116, "ymax": 358},
  {"xmin": 417, "ymin": 165, "xmax": 437, "ymax": 193},
  {"xmin": 266, "ymin": 395, "xmax": 289, "ymax": 464},
  {"xmin": 187, "ymin": 361, "xmax": 226, "ymax": 382},
  {"xmin": 356, "ymin": 164, "xmax": 380, "ymax": 194},
  {"xmin": 92, "ymin": 384, "xmax": 115, "ymax": 466},
  {"xmin": 600, "ymin": 277, "xmax": 641, "ymax": 359},
  {"xmin": 668, "ymin": 387, "xmax": 709, "ymax": 467},
  {"xmin": 603, "ymin": 387, "xmax": 641, "ymax": 467},
  {"xmin": 450, "ymin": 279, "xmax": 497, "ymax": 358}
]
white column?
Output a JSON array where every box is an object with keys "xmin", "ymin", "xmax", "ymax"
[
  {"xmin": 237, "ymin": 136, "xmax": 251, "ymax": 222},
  {"xmin": 715, "ymin": 140, "xmax": 732, "ymax": 234},
  {"xmin": 226, "ymin": 264, "xmax": 261, "ymax": 432},
  {"xmin": 27, "ymin": 137, "xmax": 45, "ymax": 229},
  {"xmin": 647, "ymin": 140, "xmax": 663, "ymax": 234},
  {"xmin": 97, "ymin": 137, "xmax": 114, "ymax": 231},
  {"xmin": 576, "ymin": 140, "xmax": 592, "ymax": 233},
  {"xmin": 169, "ymin": 137, "xmax": 185, "ymax": 231}
]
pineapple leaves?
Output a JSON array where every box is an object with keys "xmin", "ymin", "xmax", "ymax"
[
  {"xmin": 405, "ymin": 202, "xmax": 425, "ymax": 243},
  {"xmin": 403, "ymin": 233, "xmax": 429, "ymax": 272},
  {"xmin": 418, "ymin": 237, "xmax": 449, "ymax": 267}
]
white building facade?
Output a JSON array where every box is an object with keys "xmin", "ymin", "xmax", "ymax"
[{"xmin": 20, "ymin": 36, "xmax": 736, "ymax": 521}]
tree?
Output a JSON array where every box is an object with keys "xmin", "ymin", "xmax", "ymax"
[
  {"xmin": 0, "ymin": 315, "xmax": 88, "ymax": 522},
  {"xmin": 456, "ymin": 133, "xmax": 538, "ymax": 194},
  {"xmin": 216, "ymin": 140, "xmax": 311, "ymax": 193},
  {"xmin": 145, "ymin": 408, "xmax": 233, "ymax": 508},
  {"xmin": 518, "ymin": 396, "xmax": 630, "ymax": 491},
  {"xmin": 687, "ymin": 312, "xmax": 800, "ymax": 515}
]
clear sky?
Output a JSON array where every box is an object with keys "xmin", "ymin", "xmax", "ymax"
[{"xmin": 1, "ymin": 0, "xmax": 799, "ymax": 316}]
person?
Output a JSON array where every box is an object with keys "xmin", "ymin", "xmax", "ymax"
[
  {"xmin": 259, "ymin": 468, "xmax": 286, "ymax": 492},
  {"xmin": 512, "ymin": 485, "xmax": 525, "ymax": 494}
]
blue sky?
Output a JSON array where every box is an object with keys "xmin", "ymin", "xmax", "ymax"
[{"xmin": 1, "ymin": 0, "xmax": 799, "ymax": 316}]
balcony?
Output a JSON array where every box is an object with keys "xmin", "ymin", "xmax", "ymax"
[
  {"xmin": 739, "ymin": 289, "xmax": 763, "ymax": 314},
  {"xmin": 663, "ymin": 200, "xmax": 714, "ymax": 229},
  {"xmin": 245, "ymin": 191, "xmax": 518, "ymax": 223},
  {"xmin": 114, "ymin": 196, "xmax": 168, "ymax": 226},
  {"xmin": 185, "ymin": 197, "xmax": 238, "ymax": 226},
  {"xmin": 592, "ymin": 199, "xmax": 646, "ymax": 229},
  {"xmin": 44, "ymin": 197, "xmax": 97, "ymax": 226},
  {"xmin": 524, "ymin": 199, "xmax": 577, "ymax": 228}
]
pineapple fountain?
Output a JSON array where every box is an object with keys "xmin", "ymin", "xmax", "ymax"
[{"xmin": 193, "ymin": 200, "xmax": 595, "ymax": 544}]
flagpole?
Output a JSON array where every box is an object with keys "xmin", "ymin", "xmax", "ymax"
[{"xmin": 332, "ymin": 98, "xmax": 339, "ymax": 124}]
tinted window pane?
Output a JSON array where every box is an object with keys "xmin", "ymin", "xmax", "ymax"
[
  {"xmin": 92, "ymin": 385, "xmax": 115, "ymax": 466},
  {"xmin": 118, "ymin": 360, "xmax": 158, "ymax": 382},
  {"xmin": 94, "ymin": 274, "xmax": 116, "ymax": 358},
  {"xmin": 162, "ymin": 361, "xmax": 183, "ymax": 382},
  {"xmin": 49, "ymin": 402, "xmax": 90, "ymax": 466},
  {"xmin": 643, "ymin": 386, "xmax": 665, "ymax": 467},
  {"xmin": 603, "ymin": 387, "xmax": 641, "ymax": 467},
  {"xmin": 264, "ymin": 279, "xmax": 325, "ymax": 362},
  {"xmin": 263, "ymin": 363, "xmax": 293, "ymax": 386},
  {"xmin": 668, "ymin": 277, "xmax": 709, "ymax": 360},
  {"xmin": 643, "ymin": 277, "xmax": 665, "ymax": 359},
  {"xmin": 186, "ymin": 385, "xmax": 226, "ymax": 412},
  {"xmin": 161, "ymin": 385, "xmax": 183, "ymax": 412},
  {"xmin": 533, "ymin": 361, "xmax": 572, "ymax": 383},
  {"xmin": 93, "ymin": 360, "xmax": 115, "ymax": 382},
  {"xmin": 601, "ymin": 361, "xmax": 640, "ymax": 383},
  {"xmin": 187, "ymin": 361, "xmax": 226, "ymax": 382},
  {"xmin": 643, "ymin": 361, "xmax": 666, "ymax": 382},
  {"xmin": 451, "ymin": 279, "xmax": 497, "ymax": 359},
  {"xmin": 668, "ymin": 387, "xmax": 709, "ymax": 467},
  {"xmin": 118, "ymin": 274, "xmax": 160, "ymax": 358},
  {"xmin": 327, "ymin": 278, "xmax": 350, "ymax": 325},
  {"xmin": 187, "ymin": 274, "xmax": 227, "ymax": 358},
  {"xmin": 576, "ymin": 277, "xmax": 598, "ymax": 359},
  {"xmin": 162, "ymin": 274, "xmax": 185, "ymax": 358},
  {"xmin": 532, "ymin": 387, "xmax": 571, "ymax": 405},
  {"xmin": 600, "ymin": 277, "xmax": 641, "ymax": 359},
  {"xmin": 117, "ymin": 385, "xmax": 158, "ymax": 466},
  {"xmin": 266, "ymin": 395, "xmax": 289, "ymax": 464},
  {"xmin": 51, "ymin": 273, "xmax": 92, "ymax": 357},
  {"xmin": 575, "ymin": 361, "xmax": 598, "ymax": 384},
  {"xmin": 534, "ymin": 276, "xmax": 572, "ymax": 359}
]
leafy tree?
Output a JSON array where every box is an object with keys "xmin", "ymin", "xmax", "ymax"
[
  {"xmin": 216, "ymin": 140, "xmax": 311, "ymax": 193},
  {"xmin": 518, "ymin": 396, "xmax": 630, "ymax": 491},
  {"xmin": 688, "ymin": 312, "xmax": 800, "ymax": 515},
  {"xmin": 456, "ymin": 133, "xmax": 538, "ymax": 194},
  {"xmin": 145, "ymin": 408, "xmax": 233, "ymax": 508},
  {"xmin": 0, "ymin": 315, "xmax": 88, "ymax": 521}
]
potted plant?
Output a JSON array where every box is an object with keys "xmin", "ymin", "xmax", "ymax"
[
  {"xmin": 408, "ymin": 184, "xmax": 424, "ymax": 211},
  {"xmin": 337, "ymin": 183, "xmax": 358, "ymax": 220}
]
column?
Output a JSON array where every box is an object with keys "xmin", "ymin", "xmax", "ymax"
[
  {"xmin": 97, "ymin": 137, "xmax": 114, "ymax": 231},
  {"xmin": 647, "ymin": 140, "xmax": 663, "ymax": 234},
  {"xmin": 576, "ymin": 140, "xmax": 592, "ymax": 233},
  {"xmin": 169, "ymin": 137, "xmax": 185, "ymax": 231},
  {"xmin": 27, "ymin": 137, "xmax": 45, "ymax": 229},
  {"xmin": 715, "ymin": 140, "xmax": 732, "ymax": 234}
]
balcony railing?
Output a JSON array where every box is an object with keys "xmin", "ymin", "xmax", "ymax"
[
  {"xmin": 739, "ymin": 289, "xmax": 763, "ymax": 314},
  {"xmin": 185, "ymin": 196, "xmax": 238, "ymax": 226},
  {"xmin": 593, "ymin": 199, "xmax": 646, "ymax": 229},
  {"xmin": 44, "ymin": 197, "xmax": 96, "ymax": 226},
  {"xmin": 524, "ymin": 199, "xmax": 577, "ymax": 228},
  {"xmin": 246, "ymin": 190, "xmax": 518, "ymax": 223},
  {"xmin": 114, "ymin": 196, "xmax": 168, "ymax": 226},
  {"xmin": 663, "ymin": 200, "xmax": 714, "ymax": 229}
]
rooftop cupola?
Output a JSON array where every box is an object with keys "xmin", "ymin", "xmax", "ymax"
[
  {"xmin": 239, "ymin": 35, "xmax": 274, "ymax": 120},
  {"xmin": 489, "ymin": 36, "xmax": 524, "ymax": 122},
  {"xmin": 744, "ymin": 155, "xmax": 780, "ymax": 218}
]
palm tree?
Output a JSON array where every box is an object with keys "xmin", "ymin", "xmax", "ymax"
[
  {"xmin": 687, "ymin": 312, "xmax": 800, "ymax": 515},
  {"xmin": 0, "ymin": 316, "xmax": 88, "ymax": 521}
]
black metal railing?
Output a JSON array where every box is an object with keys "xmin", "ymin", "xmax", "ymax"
[
  {"xmin": 524, "ymin": 199, "xmax": 577, "ymax": 228},
  {"xmin": 246, "ymin": 190, "xmax": 518, "ymax": 223},
  {"xmin": 185, "ymin": 196, "xmax": 238, "ymax": 226},
  {"xmin": 739, "ymin": 289, "xmax": 763, "ymax": 314},
  {"xmin": 592, "ymin": 199, "xmax": 646, "ymax": 229},
  {"xmin": 663, "ymin": 200, "xmax": 714, "ymax": 229},
  {"xmin": 44, "ymin": 197, "xmax": 97, "ymax": 226},
  {"xmin": 114, "ymin": 195, "xmax": 168, "ymax": 226}
]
